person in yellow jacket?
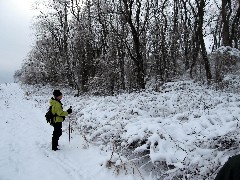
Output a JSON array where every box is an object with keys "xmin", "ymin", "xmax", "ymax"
[{"xmin": 50, "ymin": 90, "xmax": 72, "ymax": 151}]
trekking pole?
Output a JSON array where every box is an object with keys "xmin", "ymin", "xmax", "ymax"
[
  {"xmin": 69, "ymin": 121, "xmax": 71, "ymax": 143},
  {"xmin": 68, "ymin": 106, "xmax": 72, "ymax": 144}
]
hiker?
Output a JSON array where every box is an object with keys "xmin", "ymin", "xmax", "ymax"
[
  {"xmin": 214, "ymin": 154, "xmax": 240, "ymax": 180},
  {"xmin": 50, "ymin": 90, "xmax": 72, "ymax": 151}
]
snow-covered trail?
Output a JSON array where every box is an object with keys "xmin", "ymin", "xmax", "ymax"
[{"xmin": 0, "ymin": 83, "xmax": 136, "ymax": 180}]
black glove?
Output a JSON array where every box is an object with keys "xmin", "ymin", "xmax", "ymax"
[{"xmin": 67, "ymin": 108, "xmax": 72, "ymax": 114}]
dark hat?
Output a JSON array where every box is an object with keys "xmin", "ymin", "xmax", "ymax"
[{"xmin": 53, "ymin": 90, "xmax": 62, "ymax": 97}]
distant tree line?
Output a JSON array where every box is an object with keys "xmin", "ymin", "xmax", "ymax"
[{"xmin": 15, "ymin": 0, "xmax": 240, "ymax": 95}]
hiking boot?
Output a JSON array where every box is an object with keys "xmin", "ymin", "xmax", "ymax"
[{"xmin": 52, "ymin": 147, "xmax": 60, "ymax": 151}]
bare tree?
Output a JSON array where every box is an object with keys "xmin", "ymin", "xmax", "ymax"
[
  {"xmin": 121, "ymin": 0, "xmax": 150, "ymax": 89},
  {"xmin": 19, "ymin": 0, "xmax": 240, "ymax": 93}
]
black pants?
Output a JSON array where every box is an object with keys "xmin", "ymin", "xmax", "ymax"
[{"xmin": 52, "ymin": 122, "xmax": 62, "ymax": 150}]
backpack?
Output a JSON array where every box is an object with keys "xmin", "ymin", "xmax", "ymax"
[{"xmin": 45, "ymin": 106, "xmax": 56, "ymax": 125}]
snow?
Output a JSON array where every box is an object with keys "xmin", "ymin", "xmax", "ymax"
[
  {"xmin": 1, "ymin": 78, "xmax": 240, "ymax": 179},
  {"xmin": 0, "ymin": 83, "xmax": 138, "ymax": 180}
]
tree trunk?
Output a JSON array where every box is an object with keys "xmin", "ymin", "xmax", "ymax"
[
  {"xmin": 122, "ymin": 0, "xmax": 145, "ymax": 89},
  {"xmin": 222, "ymin": 0, "xmax": 232, "ymax": 46},
  {"xmin": 199, "ymin": 0, "xmax": 212, "ymax": 83},
  {"xmin": 230, "ymin": 3, "xmax": 240, "ymax": 48}
]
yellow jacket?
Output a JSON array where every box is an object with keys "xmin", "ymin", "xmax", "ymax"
[{"xmin": 50, "ymin": 98, "xmax": 68, "ymax": 123}]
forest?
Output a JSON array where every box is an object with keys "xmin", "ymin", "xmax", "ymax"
[{"xmin": 15, "ymin": 0, "xmax": 240, "ymax": 95}]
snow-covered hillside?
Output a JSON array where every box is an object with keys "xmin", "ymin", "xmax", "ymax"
[{"xmin": 13, "ymin": 78, "xmax": 240, "ymax": 180}]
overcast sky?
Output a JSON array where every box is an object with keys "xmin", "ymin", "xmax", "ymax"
[{"xmin": 0, "ymin": 0, "xmax": 36, "ymax": 84}]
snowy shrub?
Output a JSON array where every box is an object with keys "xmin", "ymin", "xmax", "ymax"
[
  {"xmin": 210, "ymin": 46, "xmax": 240, "ymax": 90},
  {"xmin": 105, "ymin": 152, "xmax": 128, "ymax": 175}
]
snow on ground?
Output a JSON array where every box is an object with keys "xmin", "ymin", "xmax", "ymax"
[
  {"xmin": 2, "ymin": 78, "xmax": 240, "ymax": 179},
  {"xmin": 17, "ymin": 78, "xmax": 240, "ymax": 179},
  {"xmin": 0, "ymin": 83, "xmax": 139, "ymax": 180}
]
